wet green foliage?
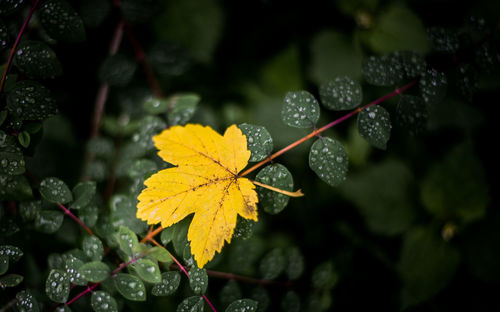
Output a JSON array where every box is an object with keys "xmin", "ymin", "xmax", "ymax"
[{"xmin": 1, "ymin": 0, "xmax": 498, "ymax": 311}]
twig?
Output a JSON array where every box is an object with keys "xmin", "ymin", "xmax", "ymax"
[
  {"xmin": 240, "ymin": 79, "xmax": 418, "ymax": 177},
  {"xmin": 0, "ymin": 0, "xmax": 40, "ymax": 95},
  {"xmin": 57, "ymin": 203, "xmax": 94, "ymax": 236}
]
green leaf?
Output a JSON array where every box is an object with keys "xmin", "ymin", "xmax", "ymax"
[
  {"xmin": 398, "ymin": 226, "xmax": 460, "ymax": 308},
  {"xmin": 172, "ymin": 218, "xmax": 190, "ymax": 256},
  {"xmin": 152, "ymin": 271, "xmax": 181, "ymax": 296},
  {"xmin": 45, "ymin": 269, "xmax": 70, "ymax": 303},
  {"xmin": 456, "ymin": 63, "xmax": 478, "ymax": 101},
  {"xmin": 16, "ymin": 289, "xmax": 40, "ymax": 312},
  {"xmin": 308, "ymin": 30, "xmax": 363, "ymax": 85},
  {"xmin": 0, "ymin": 174, "xmax": 32, "ymax": 201},
  {"xmin": 40, "ymin": 177, "xmax": 73, "ymax": 204},
  {"xmin": 309, "ymin": 137, "xmax": 348, "ymax": 187},
  {"xmin": 0, "ymin": 273, "xmax": 23, "ymax": 287},
  {"xmin": 70, "ymin": 181, "xmax": 96, "ymax": 209},
  {"xmin": 82, "ymin": 236, "xmax": 104, "ymax": 261},
  {"xmin": 256, "ymin": 164, "xmax": 293, "ymax": 214},
  {"xmin": 311, "ymin": 261, "xmax": 337, "ymax": 290},
  {"xmin": 177, "ymin": 296, "xmax": 204, "ymax": 312},
  {"xmin": 238, "ymin": 123, "xmax": 273, "ymax": 162},
  {"xmin": 281, "ymin": 291, "xmax": 300, "ymax": 312},
  {"xmin": 220, "ymin": 280, "xmax": 242, "ymax": 308},
  {"xmin": 259, "ymin": 248, "xmax": 285, "ymax": 280},
  {"xmin": 281, "ymin": 91, "xmax": 320, "ymax": 128},
  {"xmin": 319, "ymin": 76, "xmax": 363, "ymax": 111},
  {"xmin": 0, "ymin": 131, "xmax": 25, "ymax": 175},
  {"xmin": 149, "ymin": 246, "xmax": 173, "ymax": 264},
  {"xmin": 285, "ymin": 247, "xmax": 304, "ymax": 280},
  {"xmin": 78, "ymin": 204, "xmax": 98, "ymax": 228},
  {"xmin": 0, "ymin": 0, "xmax": 26, "ymax": 16},
  {"xmin": 40, "ymin": 0, "xmax": 85, "ymax": 42},
  {"xmin": 233, "ymin": 217, "xmax": 255, "ymax": 240},
  {"xmin": 366, "ymin": 5, "xmax": 430, "ymax": 54},
  {"xmin": 168, "ymin": 93, "xmax": 200, "ymax": 126},
  {"xmin": 428, "ymin": 27, "xmax": 460, "ymax": 53},
  {"xmin": 14, "ymin": 41, "xmax": 62, "ymax": 79},
  {"xmin": 64, "ymin": 256, "xmax": 86, "ymax": 286},
  {"xmin": 78, "ymin": 261, "xmax": 110, "ymax": 283},
  {"xmin": 189, "ymin": 266, "xmax": 208, "ymax": 294},
  {"xmin": 35, "ymin": 210, "xmax": 63, "ymax": 233},
  {"xmin": 128, "ymin": 159, "xmax": 157, "ymax": 180},
  {"xmin": 148, "ymin": 42, "xmax": 191, "ymax": 77},
  {"xmin": 17, "ymin": 131, "xmax": 30, "ymax": 148},
  {"xmin": 54, "ymin": 306, "xmax": 71, "ymax": 312},
  {"xmin": 419, "ymin": 69, "xmax": 447, "ymax": 107},
  {"xmin": 131, "ymin": 116, "xmax": 166, "ymax": 153},
  {"xmin": 6, "ymin": 80, "xmax": 57, "ymax": 121},
  {"xmin": 91, "ymin": 291, "xmax": 118, "ymax": 312},
  {"xmin": 143, "ymin": 97, "xmax": 170, "ymax": 115},
  {"xmin": 0, "ymin": 255, "xmax": 8, "ymax": 274},
  {"xmin": 421, "ymin": 143, "xmax": 488, "ymax": 224},
  {"xmin": 160, "ymin": 226, "xmax": 174, "ymax": 245},
  {"xmin": 133, "ymin": 258, "xmax": 161, "ymax": 284},
  {"xmin": 357, "ymin": 105, "xmax": 391, "ymax": 150},
  {"xmin": 109, "ymin": 195, "xmax": 147, "ymax": 234},
  {"xmin": 114, "ymin": 273, "xmax": 146, "ymax": 301},
  {"xmin": 0, "ymin": 218, "xmax": 20, "ymax": 237},
  {"xmin": 87, "ymin": 137, "xmax": 114, "ymax": 160},
  {"xmin": 387, "ymin": 50, "xmax": 426, "ymax": 80},
  {"xmin": 117, "ymin": 225, "xmax": 139, "ymax": 256},
  {"xmin": 396, "ymin": 95, "xmax": 428, "ymax": 135},
  {"xmin": 362, "ymin": 55, "xmax": 403, "ymax": 86},
  {"xmin": 98, "ymin": 54, "xmax": 137, "ymax": 86},
  {"xmin": 226, "ymin": 299, "xmax": 258, "ymax": 312}
]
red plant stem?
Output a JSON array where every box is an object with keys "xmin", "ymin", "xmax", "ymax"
[
  {"xmin": 149, "ymin": 238, "xmax": 217, "ymax": 311},
  {"xmin": 90, "ymin": 19, "xmax": 125, "ymax": 138},
  {"xmin": 240, "ymin": 79, "xmax": 418, "ymax": 177},
  {"xmin": 64, "ymin": 253, "xmax": 146, "ymax": 308},
  {"xmin": 57, "ymin": 203, "xmax": 94, "ymax": 236},
  {"xmin": 0, "ymin": 0, "xmax": 40, "ymax": 94},
  {"xmin": 123, "ymin": 23, "xmax": 164, "ymax": 98}
]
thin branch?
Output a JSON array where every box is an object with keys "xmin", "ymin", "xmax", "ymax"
[
  {"xmin": 240, "ymin": 79, "xmax": 418, "ymax": 177},
  {"xmin": 57, "ymin": 203, "xmax": 94, "ymax": 236},
  {"xmin": 0, "ymin": 0, "xmax": 40, "ymax": 95},
  {"xmin": 123, "ymin": 23, "xmax": 164, "ymax": 98}
]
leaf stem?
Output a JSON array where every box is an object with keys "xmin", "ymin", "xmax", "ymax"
[
  {"xmin": 0, "ymin": 0, "xmax": 40, "ymax": 95},
  {"xmin": 240, "ymin": 79, "xmax": 418, "ymax": 177},
  {"xmin": 57, "ymin": 203, "xmax": 94, "ymax": 236},
  {"xmin": 252, "ymin": 180, "xmax": 304, "ymax": 197}
]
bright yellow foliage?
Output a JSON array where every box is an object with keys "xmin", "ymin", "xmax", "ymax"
[{"xmin": 137, "ymin": 124, "xmax": 258, "ymax": 268}]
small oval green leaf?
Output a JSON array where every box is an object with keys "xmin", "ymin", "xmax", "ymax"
[
  {"xmin": 40, "ymin": 177, "xmax": 73, "ymax": 204},
  {"xmin": 114, "ymin": 273, "xmax": 146, "ymax": 301},
  {"xmin": 82, "ymin": 235, "xmax": 104, "ymax": 261},
  {"xmin": 6, "ymin": 80, "xmax": 57, "ymax": 121},
  {"xmin": 0, "ymin": 273, "xmax": 23, "ymax": 287},
  {"xmin": 78, "ymin": 261, "xmax": 110, "ymax": 283},
  {"xmin": 238, "ymin": 123, "xmax": 273, "ymax": 162},
  {"xmin": 98, "ymin": 54, "xmax": 136, "ymax": 86},
  {"xmin": 256, "ymin": 164, "xmax": 293, "ymax": 215},
  {"xmin": 45, "ymin": 269, "xmax": 70, "ymax": 303},
  {"xmin": 259, "ymin": 248, "xmax": 285, "ymax": 280},
  {"xmin": 319, "ymin": 76, "xmax": 362, "ymax": 110},
  {"xmin": 177, "ymin": 296, "xmax": 204, "ymax": 312},
  {"xmin": 152, "ymin": 271, "xmax": 181, "ymax": 296},
  {"xmin": 419, "ymin": 69, "xmax": 447, "ymax": 106},
  {"xmin": 14, "ymin": 41, "xmax": 62, "ymax": 79},
  {"xmin": 16, "ymin": 289, "xmax": 39, "ymax": 312},
  {"xmin": 40, "ymin": 0, "xmax": 86, "ymax": 42},
  {"xmin": 117, "ymin": 225, "xmax": 139, "ymax": 256},
  {"xmin": 396, "ymin": 95, "xmax": 428, "ymax": 135},
  {"xmin": 133, "ymin": 258, "xmax": 161, "ymax": 284},
  {"xmin": 189, "ymin": 266, "xmax": 208, "ymax": 295},
  {"xmin": 34, "ymin": 210, "xmax": 63, "ymax": 233},
  {"xmin": 357, "ymin": 105, "xmax": 391, "ymax": 150},
  {"xmin": 167, "ymin": 93, "xmax": 199, "ymax": 126},
  {"xmin": 226, "ymin": 299, "xmax": 258, "ymax": 312},
  {"xmin": 70, "ymin": 181, "xmax": 96, "ymax": 210},
  {"xmin": 309, "ymin": 137, "xmax": 348, "ymax": 187},
  {"xmin": 281, "ymin": 91, "xmax": 320, "ymax": 128},
  {"xmin": 91, "ymin": 291, "xmax": 118, "ymax": 312}
]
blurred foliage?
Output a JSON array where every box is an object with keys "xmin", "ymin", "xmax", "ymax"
[{"xmin": 1, "ymin": 0, "xmax": 499, "ymax": 311}]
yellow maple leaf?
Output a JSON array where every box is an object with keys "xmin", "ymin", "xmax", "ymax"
[{"xmin": 137, "ymin": 124, "xmax": 259, "ymax": 268}]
